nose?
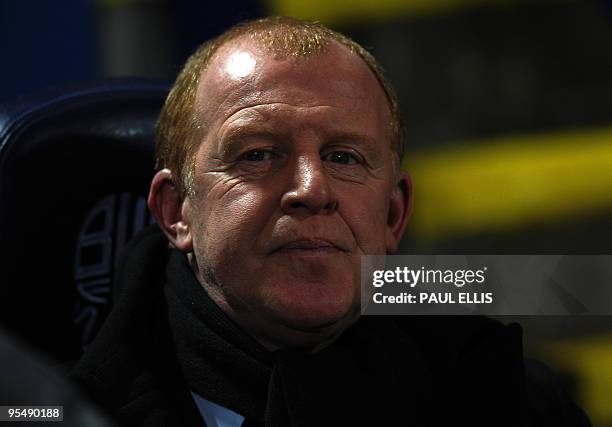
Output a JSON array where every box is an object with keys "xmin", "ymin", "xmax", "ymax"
[{"xmin": 280, "ymin": 155, "xmax": 338, "ymax": 215}]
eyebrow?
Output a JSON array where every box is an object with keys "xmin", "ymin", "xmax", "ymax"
[
  {"xmin": 218, "ymin": 125, "xmax": 280, "ymax": 158},
  {"xmin": 218, "ymin": 122, "xmax": 387, "ymax": 161},
  {"xmin": 324, "ymin": 130, "xmax": 385, "ymax": 161}
]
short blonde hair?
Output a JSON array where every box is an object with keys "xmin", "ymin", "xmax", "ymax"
[{"xmin": 155, "ymin": 16, "xmax": 404, "ymax": 197}]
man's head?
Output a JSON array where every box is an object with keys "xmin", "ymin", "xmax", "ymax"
[
  {"xmin": 148, "ymin": 16, "xmax": 412, "ymax": 350},
  {"xmin": 154, "ymin": 17, "xmax": 404, "ymax": 197}
]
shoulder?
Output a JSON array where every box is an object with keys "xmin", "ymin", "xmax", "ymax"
[
  {"xmin": 384, "ymin": 315, "xmax": 591, "ymax": 425},
  {"xmin": 388, "ymin": 314, "xmax": 511, "ymax": 361}
]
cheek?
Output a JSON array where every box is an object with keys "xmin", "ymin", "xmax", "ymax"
[
  {"xmin": 342, "ymin": 189, "xmax": 390, "ymax": 254},
  {"xmin": 193, "ymin": 182, "xmax": 278, "ymax": 263}
]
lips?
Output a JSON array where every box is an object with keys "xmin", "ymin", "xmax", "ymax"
[{"xmin": 273, "ymin": 238, "xmax": 345, "ymax": 254}]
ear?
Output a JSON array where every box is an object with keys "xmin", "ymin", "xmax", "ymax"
[
  {"xmin": 147, "ymin": 169, "xmax": 193, "ymax": 252},
  {"xmin": 385, "ymin": 171, "xmax": 413, "ymax": 254}
]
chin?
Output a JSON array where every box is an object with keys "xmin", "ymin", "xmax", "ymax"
[{"xmin": 262, "ymin": 280, "xmax": 361, "ymax": 333}]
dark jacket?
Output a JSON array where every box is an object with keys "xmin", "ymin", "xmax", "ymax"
[{"xmin": 68, "ymin": 225, "xmax": 591, "ymax": 427}]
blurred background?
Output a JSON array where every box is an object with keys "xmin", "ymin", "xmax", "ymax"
[{"xmin": 1, "ymin": 0, "xmax": 611, "ymax": 424}]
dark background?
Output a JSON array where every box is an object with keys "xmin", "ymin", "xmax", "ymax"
[{"xmin": 1, "ymin": 0, "xmax": 611, "ymax": 424}]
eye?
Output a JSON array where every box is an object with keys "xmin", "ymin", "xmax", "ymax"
[
  {"xmin": 323, "ymin": 151, "xmax": 359, "ymax": 165},
  {"xmin": 241, "ymin": 150, "xmax": 273, "ymax": 162}
]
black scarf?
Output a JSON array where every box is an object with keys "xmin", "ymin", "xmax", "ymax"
[
  {"xmin": 164, "ymin": 250, "xmax": 530, "ymax": 427},
  {"xmin": 70, "ymin": 226, "xmax": 544, "ymax": 427}
]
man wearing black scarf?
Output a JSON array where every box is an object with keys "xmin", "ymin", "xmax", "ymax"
[{"xmin": 69, "ymin": 16, "xmax": 590, "ymax": 427}]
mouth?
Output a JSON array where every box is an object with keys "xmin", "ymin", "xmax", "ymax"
[{"xmin": 274, "ymin": 239, "xmax": 345, "ymax": 256}]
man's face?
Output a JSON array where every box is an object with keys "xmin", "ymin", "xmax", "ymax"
[{"xmin": 182, "ymin": 37, "xmax": 409, "ymax": 348}]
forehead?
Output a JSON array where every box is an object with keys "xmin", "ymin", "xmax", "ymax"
[{"xmin": 195, "ymin": 36, "xmax": 391, "ymax": 135}]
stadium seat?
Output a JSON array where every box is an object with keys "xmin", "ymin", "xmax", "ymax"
[{"xmin": 0, "ymin": 79, "xmax": 169, "ymax": 362}]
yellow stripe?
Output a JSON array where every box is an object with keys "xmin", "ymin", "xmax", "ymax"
[
  {"xmin": 267, "ymin": 0, "xmax": 514, "ymax": 25},
  {"xmin": 403, "ymin": 127, "xmax": 612, "ymax": 240}
]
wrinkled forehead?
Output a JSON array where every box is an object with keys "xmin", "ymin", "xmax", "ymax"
[{"xmin": 194, "ymin": 36, "xmax": 391, "ymax": 131}]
